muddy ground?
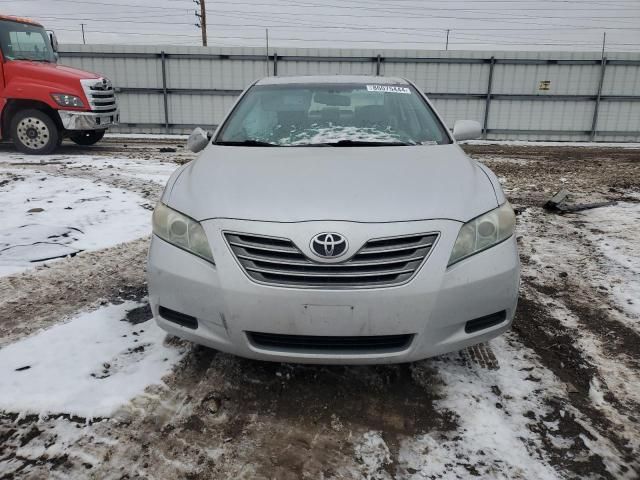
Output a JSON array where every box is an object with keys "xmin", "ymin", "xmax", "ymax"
[{"xmin": 0, "ymin": 139, "xmax": 639, "ymax": 479}]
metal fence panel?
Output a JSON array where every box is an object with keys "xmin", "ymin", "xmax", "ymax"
[
  {"xmin": 430, "ymin": 99, "xmax": 486, "ymax": 126},
  {"xmin": 596, "ymin": 101, "xmax": 640, "ymax": 138},
  {"xmin": 491, "ymin": 99, "xmax": 595, "ymax": 130},
  {"xmin": 384, "ymin": 62, "xmax": 490, "ymax": 94},
  {"xmin": 57, "ymin": 44, "xmax": 640, "ymax": 141},
  {"xmin": 117, "ymin": 92, "xmax": 164, "ymax": 125}
]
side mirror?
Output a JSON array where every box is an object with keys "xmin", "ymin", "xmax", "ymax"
[
  {"xmin": 187, "ymin": 127, "xmax": 210, "ymax": 153},
  {"xmin": 47, "ymin": 31, "xmax": 59, "ymax": 52},
  {"xmin": 452, "ymin": 120, "xmax": 482, "ymax": 141}
]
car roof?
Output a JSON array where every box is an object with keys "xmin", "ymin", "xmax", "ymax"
[{"xmin": 255, "ymin": 75, "xmax": 409, "ymax": 86}]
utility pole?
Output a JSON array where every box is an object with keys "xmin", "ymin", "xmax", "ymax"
[
  {"xmin": 600, "ymin": 31, "xmax": 606, "ymax": 60},
  {"xmin": 80, "ymin": 23, "xmax": 86, "ymax": 44},
  {"xmin": 194, "ymin": 0, "xmax": 207, "ymax": 46},
  {"xmin": 445, "ymin": 29, "xmax": 450, "ymax": 51},
  {"xmin": 265, "ymin": 28, "xmax": 270, "ymax": 76}
]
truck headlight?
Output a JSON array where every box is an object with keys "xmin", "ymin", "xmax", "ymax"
[
  {"xmin": 51, "ymin": 93, "xmax": 85, "ymax": 108},
  {"xmin": 448, "ymin": 202, "xmax": 516, "ymax": 266},
  {"xmin": 152, "ymin": 203, "xmax": 214, "ymax": 263}
]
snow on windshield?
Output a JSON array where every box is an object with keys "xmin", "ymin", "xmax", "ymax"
[{"xmin": 279, "ymin": 125, "xmax": 414, "ymax": 145}]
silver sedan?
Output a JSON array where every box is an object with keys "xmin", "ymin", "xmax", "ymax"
[{"xmin": 147, "ymin": 75, "xmax": 520, "ymax": 364}]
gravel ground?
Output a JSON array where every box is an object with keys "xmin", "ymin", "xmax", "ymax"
[{"xmin": 0, "ymin": 139, "xmax": 639, "ymax": 479}]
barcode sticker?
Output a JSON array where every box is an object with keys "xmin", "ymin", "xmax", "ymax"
[{"xmin": 366, "ymin": 85, "xmax": 411, "ymax": 94}]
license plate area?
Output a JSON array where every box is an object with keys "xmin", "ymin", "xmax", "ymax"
[{"xmin": 303, "ymin": 305, "xmax": 354, "ymax": 328}]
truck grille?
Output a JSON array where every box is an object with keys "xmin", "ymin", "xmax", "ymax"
[
  {"xmin": 224, "ymin": 231, "xmax": 438, "ymax": 288},
  {"xmin": 247, "ymin": 332, "xmax": 414, "ymax": 352},
  {"xmin": 80, "ymin": 78, "xmax": 117, "ymax": 113}
]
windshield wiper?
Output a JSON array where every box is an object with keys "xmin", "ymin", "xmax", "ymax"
[
  {"xmin": 215, "ymin": 140, "xmax": 277, "ymax": 147},
  {"xmin": 311, "ymin": 139, "xmax": 415, "ymax": 147}
]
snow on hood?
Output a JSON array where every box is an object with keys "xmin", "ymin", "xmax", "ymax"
[{"xmin": 166, "ymin": 144, "xmax": 499, "ymax": 223}]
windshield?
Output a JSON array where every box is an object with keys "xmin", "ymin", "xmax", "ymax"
[
  {"xmin": 0, "ymin": 19, "xmax": 55, "ymax": 62},
  {"xmin": 216, "ymin": 83, "xmax": 451, "ymax": 146}
]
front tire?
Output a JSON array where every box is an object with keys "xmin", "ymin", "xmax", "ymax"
[
  {"xmin": 10, "ymin": 109, "xmax": 60, "ymax": 155},
  {"xmin": 69, "ymin": 130, "xmax": 106, "ymax": 146}
]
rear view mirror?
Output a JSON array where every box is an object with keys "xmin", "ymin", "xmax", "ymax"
[
  {"xmin": 313, "ymin": 92, "xmax": 351, "ymax": 107},
  {"xmin": 452, "ymin": 120, "xmax": 482, "ymax": 141},
  {"xmin": 187, "ymin": 127, "xmax": 210, "ymax": 153}
]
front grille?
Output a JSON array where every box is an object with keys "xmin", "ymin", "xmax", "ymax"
[
  {"xmin": 225, "ymin": 231, "xmax": 438, "ymax": 288},
  {"xmin": 247, "ymin": 332, "xmax": 413, "ymax": 352},
  {"xmin": 80, "ymin": 78, "xmax": 118, "ymax": 113}
]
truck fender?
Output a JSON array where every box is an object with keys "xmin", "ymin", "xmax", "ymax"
[{"xmin": 1, "ymin": 99, "xmax": 62, "ymax": 140}]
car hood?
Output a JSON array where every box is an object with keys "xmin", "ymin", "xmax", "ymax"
[{"xmin": 167, "ymin": 144, "xmax": 499, "ymax": 223}]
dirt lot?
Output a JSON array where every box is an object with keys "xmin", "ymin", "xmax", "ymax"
[{"xmin": 0, "ymin": 138, "xmax": 639, "ymax": 479}]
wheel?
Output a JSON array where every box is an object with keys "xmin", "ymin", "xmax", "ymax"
[
  {"xmin": 10, "ymin": 109, "xmax": 60, "ymax": 155},
  {"xmin": 69, "ymin": 130, "xmax": 106, "ymax": 146}
]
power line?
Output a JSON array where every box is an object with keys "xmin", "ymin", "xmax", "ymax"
[{"xmin": 48, "ymin": 27, "xmax": 639, "ymax": 47}]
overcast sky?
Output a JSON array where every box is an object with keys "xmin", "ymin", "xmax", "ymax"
[{"xmin": 4, "ymin": 0, "xmax": 639, "ymax": 52}]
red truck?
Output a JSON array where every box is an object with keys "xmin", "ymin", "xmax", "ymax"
[{"xmin": 0, "ymin": 15, "xmax": 118, "ymax": 154}]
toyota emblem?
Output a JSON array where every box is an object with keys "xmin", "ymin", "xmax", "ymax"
[{"xmin": 310, "ymin": 232, "xmax": 348, "ymax": 258}]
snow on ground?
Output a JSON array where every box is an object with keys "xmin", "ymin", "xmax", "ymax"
[
  {"xmin": 65, "ymin": 156, "xmax": 177, "ymax": 186},
  {"xmin": 520, "ymin": 204, "xmax": 640, "ymax": 334},
  {"xmin": 0, "ymin": 301, "xmax": 185, "ymax": 419},
  {"xmin": 400, "ymin": 336, "xmax": 564, "ymax": 480},
  {"xmin": 466, "ymin": 140, "xmax": 640, "ymax": 149},
  {"xmin": 0, "ymin": 163, "xmax": 163, "ymax": 276},
  {"xmin": 580, "ymin": 201, "xmax": 640, "ymax": 320},
  {"xmin": 1, "ymin": 152, "xmax": 177, "ymax": 185},
  {"xmin": 350, "ymin": 334, "xmax": 635, "ymax": 480},
  {"xmin": 105, "ymin": 133, "xmax": 190, "ymax": 140}
]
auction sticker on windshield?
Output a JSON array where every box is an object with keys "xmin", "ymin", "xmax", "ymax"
[{"xmin": 366, "ymin": 85, "xmax": 411, "ymax": 94}]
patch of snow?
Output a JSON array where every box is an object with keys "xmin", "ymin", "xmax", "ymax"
[
  {"xmin": 13, "ymin": 418, "xmax": 90, "ymax": 465},
  {"xmin": 400, "ymin": 336, "xmax": 563, "ymax": 480},
  {"xmin": 275, "ymin": 125, "xmax": 413, "ymax": 145},
  {"xmin": 66, "ymin": 156, "xmax": 178, "ymax": 185},
  {"xmin": 580, "ymin": 202, "xmax": 640, "ymax": 320},
  {"xmin": 465, "ymin": 140, "xmax": 640, "ymax": 149},
  {"xmin": 0, "ymin": 168, "xmax": 152, "ymax": 276},
  {"xmin": 105, "ymin": 133, "xmax": 190, "ymax": 140},
  {"xmin": 0, "ymin": 153, "xmax": 178, "ymax": 186},
  {"xmin": 0, "ymin": 302, "xmax": 185, "ymax": 418},
  {"xmin": 589, "ymin": 377, "xmax": 606, "ymax": 407},
  {"xmin": 354, "ymin": 431, "xmax": 392, "ymax": 480}
]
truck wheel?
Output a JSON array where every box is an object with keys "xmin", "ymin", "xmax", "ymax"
[
  {"xmin": 10, "ymin": 109, "xmax": 60, "ymax": 155},
  {"xmin": 69, "ymin": 130, "xmax": 106, "ymax": 146}
]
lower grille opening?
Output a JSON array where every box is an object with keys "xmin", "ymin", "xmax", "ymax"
[
  {"xmin": 465, "ymin": 310, "xmax": 507, "ymax": 334},
  {"xmin": 247, "ymin": 332, "xmax": 413, "ymax": 353},
  {"xmin": 159, "ymin": 306, "xmax": 198, "ymax": 329}
]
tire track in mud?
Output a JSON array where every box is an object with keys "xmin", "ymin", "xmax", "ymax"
[
  {"xmin": 75, "ymin": 348, "xmax": 456, "ymax": 479},
  {"xmin": 514, "ymin": 294, "xmax": 637, "ymax": 478},
  {"xmin": 513, "ymin": 208, "xmax": 640, "ymax": 478}
]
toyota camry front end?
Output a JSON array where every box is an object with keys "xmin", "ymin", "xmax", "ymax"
[{"xmin": 147, "ymin": 75, "xmax": 520, "ymax": 364}]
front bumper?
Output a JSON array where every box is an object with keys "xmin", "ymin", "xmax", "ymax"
[
  {"xmin": 58, "ymin": 109, "xmax": 119, "ymax": 130},
  {"xmin": 147, "ymin": 218, "xmax": 520, "ymax": 364}
]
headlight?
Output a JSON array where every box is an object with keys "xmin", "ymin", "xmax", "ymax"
[
  {"xmin": 51, "ymin": 93, "xmax": 85, "ymax": 108},
  {"xmin": 448, "ymin": 202, "xmax": 516, "ymax": 266},
  {"xmin": 152, "ymin": 203, "xmax": 214, "ymax": 263}
]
